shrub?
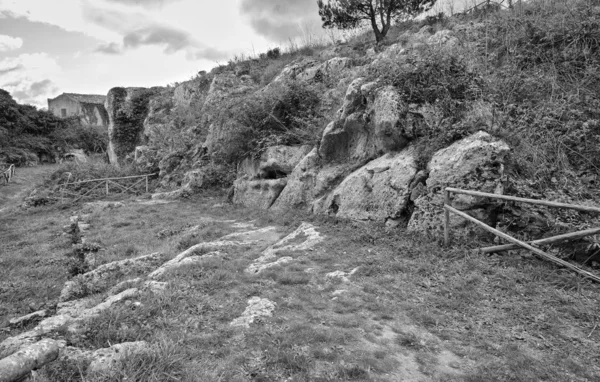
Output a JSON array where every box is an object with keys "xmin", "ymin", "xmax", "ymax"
[
  {"xmin": 232, "ymin": 79, "xmax": 325, "ymax": 159},
  {"xmin": 267, "ymin": 47, "xmax": 281, "ymax": 59},
  {"xmin": 0, "ymin": 89, "xmax": 108, "ymax": 165}
]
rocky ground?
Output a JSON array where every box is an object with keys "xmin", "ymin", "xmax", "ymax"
[{"xmin": 1, "ymin": 186, "xmax": 599, "ymax": 381}]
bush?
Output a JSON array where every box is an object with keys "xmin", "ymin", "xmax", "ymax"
[
  {"xmin": 480, "ymin": 0, "xmax": 600, "ymax": 182},
  {"xmin": 232, "ymin": 79, "xmax": 325, "ymax": 159},
  {"xmin": 0, "ymin": 89, "xmax": 108, "ymax": 165},
  {"xmin": 267, "ymin": 47, "xmax": 281, "ymax": 59}
]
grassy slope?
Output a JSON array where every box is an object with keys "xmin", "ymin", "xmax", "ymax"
[{"xmin": 1, "ymin": 195, "xmax": 599, "ymax": 381}]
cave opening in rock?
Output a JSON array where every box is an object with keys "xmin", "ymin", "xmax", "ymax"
[{"xmin": 262, "ymin": 169, "xmax": 288, "ymax": 180}]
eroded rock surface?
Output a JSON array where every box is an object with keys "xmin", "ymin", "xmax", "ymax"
[
  {"xmin": 314, "ymin": 149, "xmax": 418, "ymax": 221},
  {"xmin": 408, "ymin": 131, "xmax": 510, "ymax": 236},
  {"xmin": 230, "ymin": 297, "xmax": 277, "ymax": 328},
  {"xmin": 246, "ymin": 223, "xmax": 323, "ymax": 274},
  {"xmin": 60, "ymin": 253, "xmax": 164, "ymax": 302}
]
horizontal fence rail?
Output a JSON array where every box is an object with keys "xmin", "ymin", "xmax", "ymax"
[
  {"xmin": 444, "ymin": 187, "xmax": 600, "ymax": 283},
  {"xmin": 61, "ymin": 173, "xmax": 157, "ymax": 203}
]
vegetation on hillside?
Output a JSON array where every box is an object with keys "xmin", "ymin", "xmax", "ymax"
[
  {"xmin": 0, "ymin": 89, "xmax": 107, "ymax": 166},
  {"xmin": 317, "ymin": 0, "xmax": 437, "ymax": 42}
]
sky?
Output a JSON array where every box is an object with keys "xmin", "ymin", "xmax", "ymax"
[{"xmin": 0, "ymin": 0, "xmax": 469, "ymax": 109}]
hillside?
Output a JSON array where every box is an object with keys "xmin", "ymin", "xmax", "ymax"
[
  {"xmin": 1, "ymin": 1, "xmax": 600, "ymax": 381},
  {"xmin": 101, "ymin": 0, "xmax": 600, "ymax": 258}
]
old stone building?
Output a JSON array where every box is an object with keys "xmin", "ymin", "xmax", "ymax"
[{"xmin": 47, "ymin": 93, "xmax": 109, "ymax": 127}]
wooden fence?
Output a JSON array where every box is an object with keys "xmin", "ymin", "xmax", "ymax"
[
  {"xmin": 2, "ymin": 164, "xmax": 15, "ymax": 185},
  {"xmin": 444, "ymin": 187, "xmax": 600, "ymax": 283},
  {"xmin": 61, "ymin": 173, "xmax": 157, "ymax": 203}
]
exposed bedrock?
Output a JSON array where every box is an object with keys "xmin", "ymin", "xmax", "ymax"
[
  {"xmin": 106, "ymin": 87, "xmax": 162, "ymax": 166},
  {"xmin": 407, "ymin": 131, "xmax": 511, "ymax": 236},
  {"xmin": 233, "ymin": 145, "xmax": 312, "ymax": 209}
]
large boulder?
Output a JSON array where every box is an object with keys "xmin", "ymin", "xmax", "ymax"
[
  {"xmin": 408, "ymin": 131, "xmax": 510, "ymax": 237},
  {"xmin": 106, "ymin": 87, "xmax": 162, "ymax": 166},
  {"xmin": 233, "ymin": 179, "xmax": 288, "ymax": 210},
  {"xmin": 319, "ymin": 83, "xmax": 408, "ymax": 163},
  {"xmin": 270, "ymin": 148, "xmax": 323, "ymax": 210},
  {"xmin": 236, "ymin": 145, "xmax": 313, "ymax": 180},
  {"xmin": 313, "ymin": 149, "xmax": 418, "ymax": 222},
  {"xmin": 233, "ymin": 145, "xmax": 312, "ymax": 209},
  {"xmin": 272, "ymin": 80, "xmax": 416, "ymax": 212}
]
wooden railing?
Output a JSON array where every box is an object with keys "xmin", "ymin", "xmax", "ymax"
[
  {"xmin": 2, "ymin": 164, "xmax": 15, "ymax": 185},
  {"xmin": 444, "ymin": 187, "xmax": 600, "ymax": 283},
  {"xmin": 61, "ymin": 173, "xmax": 157, "ymax": 203}
]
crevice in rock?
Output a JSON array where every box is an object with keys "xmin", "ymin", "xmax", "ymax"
[
  {"xmin": 328, "ymin": 195, "xmax": 340, "ymax": 215},
  {"xmin": 260, "ymin": 168, "xmax": 288, "ymax": 180}
]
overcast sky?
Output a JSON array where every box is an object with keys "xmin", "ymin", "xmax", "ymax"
[{"xmin": 0, "ymin": 0, "xmax": 469, "ymax": 108}]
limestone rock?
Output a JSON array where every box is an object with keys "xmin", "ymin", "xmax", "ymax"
[
  {"xmin": 234, "ymin": 145, "xmax": 312, "ymax": 209},
  {"xmin": 59, "ymin": 253, "xmax": 164, "ymax": 302},
  {"xmin": 428, "ymin": 30, "xmax": 459, "ymax": 47},
  {"xmin": 230, "ymin": 297, "xmax": 276, "ymax": 328},
  {"xmin": 246, "ymin": 223, "xmax": 323, "ymax": 274},
  {"xmin": 88, "ymin": 342, "xmax": 150, "ymax": 373},
  {"xmin": 408, "ymin": 131, "xmax": 510, "ymax": 236},
  {"xmin": 202, "ymin": 73, "xmax": 257, "ymax": 160},
  {"xmin": 271, "ymin": 148, "xmax": 322, "ymax": 210},
  {"xmin": 325, "ymin": 267, "xmax": 360, "ymax": 283},
  {"xmin": 149, "ymin": 239, "xmax": 255, "ymax": 279},
  {"xmin": 237, "ymin": 145, "xmax": 312, "ymax": 180},
  {"xmin": 426, "ymin": 131, "xmax": 510, "ymax": 190},
  {"xmin": 314, "ymin": 149, "xmax": 417, "ymax": 221},
  {"xmin": 9, "ymin": 311, "xmax": 47, "ymax": 328},
  {"xmin": 0, "ymin": 339, "xmax": 59, "ymax": 381},
  {"xmin": 294, "ymin": 57, "xmax": 354, "ymax": 83},
  {"xmin": 61, "ymin": 341, "xmax": 150, "ymax": 375},
  {"xmin": 233, "ymin": 179, "xmax": 288, "ymax": 209},
  {"xmin": 320, "ymin": 84, "xmax": 408, "ymax": 163},
  {"xmin": 106, "ymin": 87, "xmax": 162, "ymax": 166},
  {"xmin": 0, "ymin": 289, "xmax": 139, "ymax": 357}
]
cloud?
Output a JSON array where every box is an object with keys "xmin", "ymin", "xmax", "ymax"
[
  {"xmin": 239, "ymin": 0, "xmax": 322, "ymax": 41},
  {"xmin": 96, "ymin": 42, "xmax": 122, "ymax": 54},
  {"xmin": 0, "ymin": 63, "xmax": 22, "ymax": 75},
  {"xmin": 0, "ymin": 53, "xmax": 61, "ymax": 107},
  {"xmin": 12, "ymin": 78, "xmax": 55, "ymax": 101},
  {"xmin": 103, "ymin": 0, "xmax": 183, "ymax": 7},
  {"xmin": 0, "ymin": 34, "xmax": 23, "ymax": 52},
  {"xmin": 123, "ymin": 25, "xmax": 192, "ymax": 53}
]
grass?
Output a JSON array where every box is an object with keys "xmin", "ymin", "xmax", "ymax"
[{"xmin": 2, "ymin": 192, "xmax": 599, "ymax": 381}]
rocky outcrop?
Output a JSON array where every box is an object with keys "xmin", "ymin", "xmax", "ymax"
[
  {"xmin": 59, "ymin": 252, "xmax": 165, "ymax": 302},
  {"xmin": 230, "ymin": 297, "xmax": 276, "ymax": 328},
  {"xmin": 273, "ymin": 57, "xmax": 354, "ymax": 84},
  {"xmin": 107, "ymin": 87, "xmax": 162, "ymax": 166},
  {"xmin": 62, "ymin": 341, "xmax": 150, "ymax": 374},
  {"xmin": 233, "ymin": 145, "xmax": 312, "ymax": 209},
  {"xmin": 271, "ymin": 80, "xmax": 420, "ymax": 215},
  {"xmin": 408, "ymin": 131, "xmax": 510, "ymax": 236},
  {"xmin": 0, "ymin": 339, "xmax": 59, "ymax": 382},
  {"xmin": 313, "ymin": 149, "xmax": 418, "ymax": 221},
  {"xmin": 202, "ymin": 73, "xmax": 257, "ymax": 160}
]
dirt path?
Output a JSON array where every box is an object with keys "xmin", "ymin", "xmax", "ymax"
[{"xmin": 0, "ymin": 164, "xmax": 58, "ymax": 213}]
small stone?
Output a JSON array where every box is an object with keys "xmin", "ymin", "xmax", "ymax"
[
  {"xmin": 230, "ymin": 297, "xmax": 276, "ymax": 328},
  {"xmin": 9, "ymin": 310, "xmax": 48, "ymax": 328},
  {"xmin": 332, "ymin": 290, "xmax": 348, "ymax": 296}
]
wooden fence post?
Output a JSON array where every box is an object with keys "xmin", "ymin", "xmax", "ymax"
[
  {"xmin": 145, "ymin": 175, "xmax": 149, "ymax": 193},
  {"xmin": 106, "ymin": 180, "xmax": 109, "ymax": 196},
  {"xmin": 444, "ymin": 188, "xmax": 451, "ymax": 246}
]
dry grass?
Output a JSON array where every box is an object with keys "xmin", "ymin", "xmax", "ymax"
[{"xmin": 2, "ymin": 195, "xmax": 598, "ymax": 381}]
